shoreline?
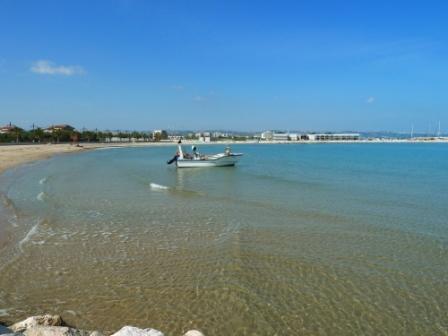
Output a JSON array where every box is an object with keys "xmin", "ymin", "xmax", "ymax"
[
  {"xmin": 0, "ymin": 314, "xmax": 203, "ymax": 336},
  {"xmin": 0, "ymin": 142, "xmax": 177, "ymax": 176},
  {"xmin": 1, "ymin": 138, "xmax": 447, "ymax": 175}
]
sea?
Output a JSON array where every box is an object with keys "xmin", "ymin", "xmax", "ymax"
[{"xmin": 0, "ymin": 143, "xmax": 447, "ymax": 335}]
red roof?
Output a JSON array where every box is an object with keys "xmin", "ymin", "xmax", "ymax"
[{"xmin": 0, "ymin": 124, "xmax": 18, "ymax": 131}]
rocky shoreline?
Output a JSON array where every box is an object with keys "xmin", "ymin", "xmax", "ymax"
[{"xmin": 0, "ymin": 315, "xmax": 204, "ymax": 336}]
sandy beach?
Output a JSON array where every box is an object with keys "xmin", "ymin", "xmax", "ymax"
[
  {"xmin": 0, "ymin": 144, "xmax": 90, "ymax": 175},
  {"xmin": 0, "ymin": 142, "xmax": 177, "ymax": 175}
]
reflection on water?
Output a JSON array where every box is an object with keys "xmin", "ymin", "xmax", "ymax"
[{"xmin": 1, "ymin": 144, "xmax": 448, "ymax": 335}]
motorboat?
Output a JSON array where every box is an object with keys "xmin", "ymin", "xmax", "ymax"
[{"xmin": 167, "ymin": 142, "xmax": 243, "ymax": 168}]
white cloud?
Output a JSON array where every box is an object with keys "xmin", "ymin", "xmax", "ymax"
[
  {"xmin": 366, "ymin": 96, "xmax": 375, "ymax": 104},
  {"xmin": 31, "ymin": 60, "xmax": 86, "ymax": 76},
  {"xmin": 193, "ymin": 95, "xmax": 206, "ymax": 102}
]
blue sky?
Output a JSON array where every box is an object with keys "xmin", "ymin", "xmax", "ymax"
[{"xmin": 0, "ymin": 0, "xmax": 447, "ymax": 132}]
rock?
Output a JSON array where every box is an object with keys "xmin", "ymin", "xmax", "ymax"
[
  {"xmin": 183, "ymin": 331, "xmax": 204, "ymax": 336},
  {"xmin": 88, "ymin": 332, "xmax": 103, "ymax": 336},
  {"xmin": 23, "ymin": 327, "xmax": 89, "ymax": 336},
  {"xmin": 110, "ymin": 326, "xmax": 164, "ymax": 336},
  {"xmin": 10, "ymin": 316, "xmax": 63, "ymax": 332}
]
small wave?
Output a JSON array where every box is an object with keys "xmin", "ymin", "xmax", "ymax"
[
  {"xmin": 95, "ymin": 146, "xmax": 123, "ymax": 150},
  {"xmin": 39, "ymin": 177, "xmax": 47, "ymax": 185},
  {"xmin": 150, "ymin": 183, "xmax": 170, "ymax": 190},
  {"xmin": 87, "ymin": 210, "xmax": 104, "ymax": 218},
  {"xmin": 18, "ymin": 221, "xmax": 40, "ymax": 251},
  {"xmin": 1, "ymin": 193, "xmax": 19, "ymax": 227},
  {"xmin": 37, "ymin": 192, "xmax": 46, "ymax": 201}
]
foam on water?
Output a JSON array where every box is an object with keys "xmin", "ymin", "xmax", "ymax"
[
  {"xmin": 150, "ymin": 182, "xmax": 170, "ymax": 190},
  {"xmin": 36, "ymin": 192, "xmax": 45, "ymax": 201},
  {"xmin": 39, "ymin": 177, "xmax": 47, "ymax": 185},
  {"xmin": 18, "ymin": 221, "xmax": 41, "ymax": 252}
]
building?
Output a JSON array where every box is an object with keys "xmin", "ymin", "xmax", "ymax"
[
  {"xmin": 0, "ymin": 123, "xmax": 20, "ymax": 134},
  {"xmin": 168, "ymin": 135, "xmax": 182, "ymax": 141},
  {"xmin": 307, "ymin": 133, "xmax": 360, "ymax": 141},
  {"xmin": 261, "ymin": 131, "xmax": 274, "ymax": 141},
  {"xmin": 212, "ymin": 131, "xmax": 229, "ymax": 138},
  {"xmin": 288, "ymin": 133, "xmax": 299, "ymax": 141},
  {"xmin": 198, "ymin": 132, "xmax": 211, "ymax": 142},
  {"xmin": 260, "ymin": 131, "xmax": 300, "ymax": 141},
  {"xmin": 272, "ymin": 132, "xmax": 289, "ymax": 141},
  {"xmin": 44, "ymin": 124, "xmax": 75, "ymax": 133}
]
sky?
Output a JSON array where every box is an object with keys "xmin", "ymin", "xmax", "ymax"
[{"xmin": 0, "ymin": 0, "xmax": 447, "ymax": 132}]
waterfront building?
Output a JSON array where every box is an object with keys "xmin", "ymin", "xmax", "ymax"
[
  {"xmin": 288, "ymin": 133, "xmax": 299, "ymax": 141},
  {"xmin": 261, "ymin": 131, "xmax": 274, "ymax": 140},
  {"xmin": 272, "ymin": 132, "xmax": 290, "ymax": 141},
  {"xmin": 199, "ymin": 132, "xmax": 211, "ymax": 142},
  {"xmin": 306, "ymin": 133, "xmax": 360, "ymax": 141}
]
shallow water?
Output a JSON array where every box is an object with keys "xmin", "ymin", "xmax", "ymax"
[{"xmin": 1, "ymin": 144, "xmax": 448, "ymax": 335}]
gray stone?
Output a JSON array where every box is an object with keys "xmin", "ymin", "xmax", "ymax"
[
  {"xmin": 10, "ymin": 316, "xmax": 63, "ymax": 333},
  {"xmin": 23, "ymin": 327, "xmax": 89, "ymax": 336},
  {"xmin": 183, "ymin": 331, "xmax": 204, "ymax": 336},
  {"xmin": 88, "ymin": 332, "xmax": 103, "ymax": 336},
  {"xmin": 110, "ymin": 326, "xmax": 164, "ymax": 336}
]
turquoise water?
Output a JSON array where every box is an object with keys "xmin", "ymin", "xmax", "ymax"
[{"xmin": 1, "ymin": 144, "xmax": 448, "ymax": 335}]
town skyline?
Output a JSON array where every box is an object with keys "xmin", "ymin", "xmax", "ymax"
[{"xmin": 1, "ymin": 120, "xmax": 445, "ymax": 138}]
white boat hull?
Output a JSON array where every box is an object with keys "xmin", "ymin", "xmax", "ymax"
[{"xmin": 176, "ymin": 154, "xmax": 242, "ymax": 168}]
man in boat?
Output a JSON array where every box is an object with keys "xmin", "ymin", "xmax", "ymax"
[
  {"xmin": 192, "ymin": 145, "xmax": 199, "ymax": 159},
  {"xmin": 167, "ymin": 139, "xmax": 182, "ymax": 164}
]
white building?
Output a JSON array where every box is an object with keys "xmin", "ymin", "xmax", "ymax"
[
  {"xmin": 288, "ymin": 133, "xmax": 299, "ymax": 141},
  {"xmin": 272, "ymin": 132, "xmax": 289, "ymax": 141},
  {"xmin": 199, "ymin": 132, "xmax": 211, "ymax": 142},
  {"xmin": 307, "ymin": 133, "xmax": 360, "ymax": 141},
  {"xmin": 261, "ymin": 131, "xmax": 274, "ymax": 141}
]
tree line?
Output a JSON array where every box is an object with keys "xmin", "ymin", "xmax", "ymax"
[{"xmin": 0, "ymin": 128, "xmax": 168, "ymax": 144}]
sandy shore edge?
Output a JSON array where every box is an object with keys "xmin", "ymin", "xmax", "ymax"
[
  {"xmin": 0, "ymin": 314, "xmax": 204, "ymax": 336},
  {"xmin": 0, "ymin": 142, "xmax": 179, "ymax": 176}
]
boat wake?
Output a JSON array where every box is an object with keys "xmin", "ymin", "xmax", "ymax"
[{"xmin": 149, "ymin": 183, "xmax": 170, "ymax": 191}]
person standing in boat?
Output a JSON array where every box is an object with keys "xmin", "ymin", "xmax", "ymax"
[{"xmin": 192, "ymin": 145, "xmax": 199, "ymax": 159}]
